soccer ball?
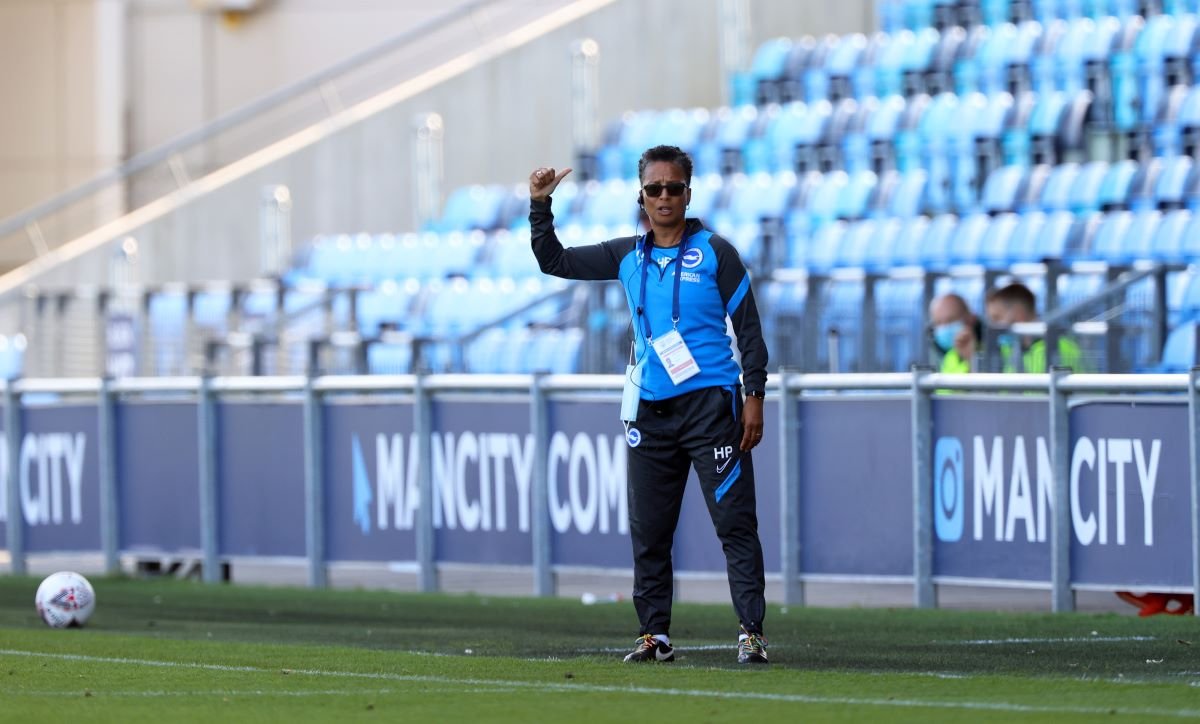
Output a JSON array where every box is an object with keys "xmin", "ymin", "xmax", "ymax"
[{"xmin": 34, "ymin": 571, "xmax": 96, "ymax": 628}]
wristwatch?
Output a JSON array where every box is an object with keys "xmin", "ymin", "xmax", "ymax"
[{"xmin": 745, "ymin": 389, "xmax": 766, "ymax": 400}]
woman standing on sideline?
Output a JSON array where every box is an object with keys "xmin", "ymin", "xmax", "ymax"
[{"xmin": 528, "ymin": 145, "xmax": 770, "ymax": 665}]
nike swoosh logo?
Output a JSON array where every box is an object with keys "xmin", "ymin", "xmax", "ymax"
[
  {"xmin": 716, "ymin": 457, "xmax": 732, "ymax": 474},
  {"xmin": 656, "ymin": 646, "xmax": 674, "ymax": 661}
]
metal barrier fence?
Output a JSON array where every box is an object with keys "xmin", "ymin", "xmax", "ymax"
[{"xmin": 0, "ymin": 369, "xmax": 1197, "ymax": 616}]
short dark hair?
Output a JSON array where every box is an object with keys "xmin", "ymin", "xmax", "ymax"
[
  {"xmin": 638, "ymin": 145, "xmax": 693, "ymax": 185},
  {"xmin": 986, "ymin": 282, "xmax": 1037, "ymax": 314}
]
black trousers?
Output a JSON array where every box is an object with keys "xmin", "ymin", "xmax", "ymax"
[{"xmin": 626, "ymin": 385, "xmax": 766, "ymax": 637}]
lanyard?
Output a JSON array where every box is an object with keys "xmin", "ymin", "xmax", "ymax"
[{"xmin": 637, "ymin": 231, "xmax": 688, "ymax": 341}]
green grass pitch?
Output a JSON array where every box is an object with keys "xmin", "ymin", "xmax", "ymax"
[{"xmin": 0, "ymin": 575, "xmax": 1198, "ymax": 722}]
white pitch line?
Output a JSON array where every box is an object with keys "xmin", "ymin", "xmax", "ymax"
[
  {"xmin": 1, "ymin": 649, "xmax": 1198, "ymax": 719},
  {"xmin": 950, "ymin": 636, "xmax": 1158, "ymax": 645}
]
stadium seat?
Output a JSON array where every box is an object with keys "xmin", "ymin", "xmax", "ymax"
[
  {"xmin": 432, "ymin": 185, "xmax": 506, "ymax": 232},
  {"xmin": 1154, "ymin": 318, "xmax": 1199, "ymax": 371},
  {"xmin": 1145, "ymin": 208, "xmax": 1191, "ymax": 262},
  {"xmin": 947, "ymin": 212, "xmax": 993, "ymax": 264},
  {"xmin": 978, "ymin": 212, "xmax": 1022, "ymax": 267}
]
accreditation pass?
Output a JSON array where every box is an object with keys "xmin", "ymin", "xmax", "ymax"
[{"xmin": 651, "ymin": 329, "xmax": 700, "ymax": 385}]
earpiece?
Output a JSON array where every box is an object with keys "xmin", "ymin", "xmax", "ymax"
[{"xmin": 636, "ymin": 194, "xmax": 644, "ymax": 207}]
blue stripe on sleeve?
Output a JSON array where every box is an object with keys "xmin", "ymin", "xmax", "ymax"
[{"xmin": 725, "ymin": 275, "xmax": 750, "ymax": 316}]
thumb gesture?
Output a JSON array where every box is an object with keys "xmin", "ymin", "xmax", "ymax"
[{"xmin": 529, "ymin": 167, "xmax": 572, "ymax": 201}]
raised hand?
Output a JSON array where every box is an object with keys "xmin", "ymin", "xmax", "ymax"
[{"xmin": 529, "ymin": 167, "xmax": 573, "ymax": 202}]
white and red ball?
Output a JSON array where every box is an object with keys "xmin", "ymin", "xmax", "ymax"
[{"xmin": 34, "ymin": 571, "xmax": 95, "ymax": 628}]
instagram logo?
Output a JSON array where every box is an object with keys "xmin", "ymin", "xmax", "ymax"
[{"xmin": 934, "ymin": 437, "xmax": 964, "ymax": 542}]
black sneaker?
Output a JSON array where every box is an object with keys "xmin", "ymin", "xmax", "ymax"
[
  {"xmin": 737, "ymin": 629, "xmax": 768, "ymax": 664},
  {"xmin": 623, "ymin": 634, "xmax": 675, "ymax": 662}
]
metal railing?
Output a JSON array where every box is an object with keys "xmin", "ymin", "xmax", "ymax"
[{"xmin": 0, "ymin": 369, "xmax": 1196, "ymax": 614}]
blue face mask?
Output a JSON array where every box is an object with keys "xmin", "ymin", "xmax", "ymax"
[{"xmin": 933, "ymin": 321, "xmax": 963, "ymax": 353}]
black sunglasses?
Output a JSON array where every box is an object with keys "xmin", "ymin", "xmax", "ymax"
[{"xmin": 642, "ymin": 182, "xmax": 689, "ymax": 198}]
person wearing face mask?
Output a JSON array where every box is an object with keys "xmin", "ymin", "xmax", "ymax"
[
  {"xmin": 984, "ymin": 283, "xmax": 1083, "ymax": 373},
  {"xmin": 928, "ymin": 293, "xmax": 980, "ymax": 373}
]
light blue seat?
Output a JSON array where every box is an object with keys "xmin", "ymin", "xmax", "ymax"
[
  {"xmin": 1155, "ymin": 156, "xmax": 1193, "ymax": 210},
  {"xmin": 1068, "ymin": 161, "xmax": 1110, "ymax": 213},
  {"xmin": 819, "ymin": 280, "xmax": 865, "ymax": 371},
  {"xmin": 899, "ymin": 26, "xmax": 943, "ymax": 96},
  {"xmin": 709, "ymin": 172, "xmax": 796, "ymax": 232},
  {"xmin": 1134, "ymin": 14, "xmax": 1180, "ymax": 127},
  {"xmin": 578, "ymin": 179, "xmax": 639, "ymax": 228},
  {"xmin": 749, "ymin": 38, "xmax": 796, "ymax": 104},
  {"xmin": 1039, "ymin": 162, "xmax": 1080, "ymax": 211},
  {"xmin": 1152, "ymin": 84, "xmax": 1191, "ymax": 158},
  {"xmin": 837, "ymin": 170, "xmax": 879, "ymax": 220},
  {"xmin": 1115, "ymin": 210, "xmax": 1163, "ymax": 265},
  {"xmin": 884, "ymin": 168, "xmax": 928, "ymax": 217},
  {"xmin": 146, "ymin": 290, "xmax": 190, "ymax": 375},
  {"xmin": 356, "ymin": 282, "xmax": 418, "ymax": 336},
  {"xmin": 918, "ymin": 214, "xmax": 959, "ymax": 270},
  {"xmin": 1097, "ymin": 160, "xmax": 1139, "ymax": 211},
  {"xmin": 693, "ymin": 105, "xmax": 760, "ymax": 176},
  {"xmin": 757, "ymin": 101, "xmax": 831, "ymax": 173},
  {"xmin": 816, "ymin": 33, "xmax": 868, "ymax": 102},
  {"xmin": 432, "ymin": 185, "xmax": 507, "ymax": 232},
  {"xmin": 914, "ymin": 93, "xmax": 962, "ymax": 214},
  {"xmin": 1008, "ymin": 209, "xmax": 1074, "ymax": 262},
  {"xmin": 686, "ymin": 173, "xmax": 725, "ymax": 223},
  {"xmin": 648, "ymin": 107, "xmax": 710, "ymax": 153},
  {"xmin": 980, "ymin": 165, "xmax": 1026, "ymax": 214},
  {"xmin": 489, "ymin": 229, "xmax": 540, "ymax": 279},
  {"xmin": 1004, "ymin": 211, "xmax": 1048, "ymax": 264},
  {"xmin": 192, "ymin": 287, "xmax": 234, "ymax": 335},
  {"xmin": 1062, "ymin": 212, "xmax": 1104, "ymax": 263},
  {"xmin": 0, "ymin": 335, "xmax": 25, "ymax": 380},
  {"xmin": 367, "ymin": 341, "xmax": 413, "ymax": 375},
  {"xmin": 865, "ymin": 94, "xmax": 910, "ymax": 173},
  {"xmin": 947, "ymin": 213, "xmax": 993, "ymax": 265},
  {"xmin": 875, "ymin": 277, "xmax": 926, "ymax": 370},
  {"xmin": 978, "ymin": 212, "xmax": 1021, "ymax": 268},
  {"xmin": 466, "ymin": 328, "xmax": 513, "ymax": 373},
  {"xmin": 1108, "ymin": 16, "xmax": 1146, "ymax": 134},
  {"xmin": 874, "ymin": 30, "xmax": 922, "ymax": 97},
  {"xmin": 1086, "ymin": 210, "xmax": 1136, "ymax": 263},
  {"xmin": 803, "ymin": 221, "xmax": 848, "ymax": 273},
  {"xmin": 889, "ymin": 215, "xmax": 932, "ymax": 267},
  {"xmin": 1146, "ymin": 208, "xmax": 1192, "ymax": 263},
  {"xmin": 1155, "ymin": 319, "xmax": 1199, "ymax": 372}
]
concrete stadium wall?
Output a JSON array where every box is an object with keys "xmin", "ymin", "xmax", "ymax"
[{"xmin": 0, "ymin": 0, "xmax": 875, "ymax": 304}]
